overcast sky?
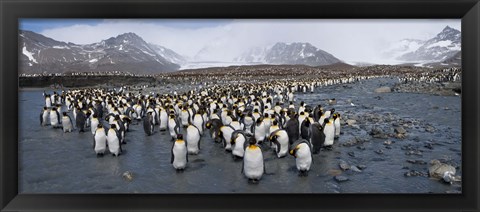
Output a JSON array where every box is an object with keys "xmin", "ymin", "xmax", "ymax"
[{"xmin": 20, "ymin": 19, "xmax": 460, "ymax": 64}]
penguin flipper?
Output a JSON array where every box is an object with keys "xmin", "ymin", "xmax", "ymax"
[
  {"xmin": 241, "ymin": 160, "xmax": 244, "ymax": 174},
  {"xmin": 39, "ymin": 113, "xmax": 43, "ymax": 125},
  {"xmin": 170, "ymin": 146, "xmax": 174, "ymax": 164}
]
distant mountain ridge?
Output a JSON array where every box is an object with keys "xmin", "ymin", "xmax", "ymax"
[
  {"xmin": 235, "ymin": 42, "xmax": 342, "ymax": 66},
  {"xmin": 394, "ymin": 26, "xmax": 461, "ymax": 62},
  {"xmin": 19, "ymin": 31, "xmax": 182, "ymax": 74}
]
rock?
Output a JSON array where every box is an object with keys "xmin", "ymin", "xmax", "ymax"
[
  {"xmin": 357, "ymin": 165, "xmax": 367, "ymax": 170},
  {"xmin": 405, "ymin": 150, "xmax": 423, "ymax": 156},
  {"xmin": 375, "ymin": 86, "xmax": 392, "ymax": 93},
  {"xmin": 428, "ymin": 159, "xmax": 456, "ymax": 180},
  {"xmin": 383, "ymin": 140, "xmax": 393, "ymax": 145},
  {"xmin": 347, "ymin": 152, "xmax": 355, "ymax": 157},
  {"xmin": 346, "ymin": 119, "xmax": 357, "ymax": 126},
  {"xmin": 356, "ymin": 146, "xmax": 366, "ymax": 150},
  {"xmin": 334, "ymin": 175, "xmax": 349, "ymax": 182},
  {"xmin": 404, "ymin": 170, "xmax": 428, "ymax": 177},
  {"xmin": 122, "ymin": 171, "xmax": 134, "ymax": 182},
  {"xmin": 374, "ymin": 149, "xmax": 384, "ymax": 155},
  {"xmin": 342, "ymin": 137, "xmax": 358, "ymax": 147},
  {"xmin": 339, "ymin": 160, "xmax": 350, "ymax": 171},
  {"xmin": 394, "ymin": 126, "xmax": 407, "ymax": 134},
  {"xmin": 406, "ymin": 159, "xmax": 427, "ymax": 165},
  {"xmin": 350, "ymin": 166, "xmax": 362, "ymax": 173},
  {"xmin": 424, "ymin": 143, "xmax": 434, "ymax": 149},
  {"xmin": 395, "ymin": 133, "xmax": 406, "ymax": 139},
  {"xmin": 327, "ymin": 169, "xmax": 343, "ymax": 176},
  {"xmin": 425, "ymin": 125, "xmax": 435, "ymax": 133}
]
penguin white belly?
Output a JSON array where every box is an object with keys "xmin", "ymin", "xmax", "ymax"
[
  {"xmin": 295, "ymin": 143, "xmax": 312, "ymax": 171},
  {"xmin": 324, "ymin": 123, "xmax": 335, "ymax": 146},
  {"xmin": 334, "ymin": 119, "xmax": 341, "ymax": 136},
  {"xmin": 168, "ymin": 123, "xmax": 177, "ymax": 138},
  {"xmin": 172, "ymin": 143, "xmax": 187, "ymax": 169},
  {"xmin": 193, "ymin": 116, "xmax": 204, "ymax": 134},
  {"xmin": 231, "ymin": 122, "xmax": 242, "ymax": 131},
  {"xmin": 107, "ymin": 130, "xmax": 120, "ymax": 156},
  {"xmin": 49, "ymin": 112, "xmax": 59, "ymax": 127},
  {"xmin": 94, "ymin": 130, "xmax": 107, "ymax": 154},
  {"xmin": 232, "ymin": 136, "xmax": 245, "ymax": 158},
  {"xmin": 62, "ymin": 117, "xmax": 73, "ymax": 132},
  {"xmin": 277, "ymin": 133, "xmax": 290, "ymax": 158},
  {"xmin": 254, "ymin": 124, "xmax": 266, "ymax": 143},
  {"xmin": 222, "ymin": 129, "xmax": 234, "ymax": 150},
  {"xmin": 159, "ymin": 112, "xmax": 168, "ymax": 130},
  {"xmin": 243, "ymin": 147, "xmax": 264, "ymax": 180},
  {"xmin": 42, "ymin": 112, "xmax": 49, "ymax": 126},
  {"xmin": 90, "ymin": 119, "xmax": 99, "ymax": 135},
  {"xmin": 180, "ymin": 111, "xmax": 189, "ymax": 127},
  {"xmin": 45, "ymin": 98, "xmax": 52, "ymax": 108},
  {"xmin": 186, "ymin": 127, "xmax": 200, "ymax": 154}
]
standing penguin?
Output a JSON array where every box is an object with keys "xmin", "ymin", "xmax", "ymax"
[
  {"xmin": 159, "ymin": 108, "xmax": 169, "ymax": 131},
  {"xmin": 333, "ymin": 113, "xmax": 341, "ymax": 139},
  {"xmin": 192, "ymin": 111, "xmax": 205, "ymax": 135},
  {"xmin": 269, "ymin": 129, "xmax": 290, "ymax": 158},
  {"xmin": 61, "ymin": 112, "xmax": 74, "ymax": 133},
  {"xmin": 171, "ymin": 134, "xmax": 188, "ymax": 171},
  {"xmin": 206, "ymin": 118, "xmax": 223, "ymax": 143},
  {"xmin": 186, "ymin": 125, "xmax": 201, "ymax": 155},
  {"xmin": 168, "ymin": 113, "xmax": 180, "ymax": 141},
  {"xmin": 253, "ymin": 116, "xmax": 267, "ymax": 144},
  {"xmin": 143, "ymin": 112, "xmax": 155, "ymax": 136},
  {"xmin": 218, "ymin": 125, "xmax": 235, "ymax": 151},
  {"xmin": 289, "ymin": 139, "xmax": 313, "ymax": 176},
  {"xmin": 90, "ymin": 114, "xmax": 100, "ymax": 135},
  {"xmin": 285, "ymin": 114, "xmax": 300, "ymax": 144},
  {"xmin": 242, "ymin": 137, "xmax": 265, "ymax": 183},
  {"xmin": 93, "ymin": 124, "xmax": 107, "ymax": 156},
  {"xmin": 49, "ymin": 107, "xmax": 61, "ymax": 128},
  {"xmin": 231, "ymin": 130, "xmax": 248, "ymax": 160},
  {"xmin": 40, "ymin": 107, "xmax": 50, "ymax": 126},
  {"xmin": 75, "ymin": 109, "xmax": 87, "ymax": 133},
  {"xmin": 45, "ymin": 94, "xmax": 52, "ymax": 108},
  {"xmin": 242, "ymin": 112, "xmax": 254, "ymax": 134},
  {"xmin": 309, "ymin": 122, "xmax": 326, "ymax": 154},
  {"xmin": 300, "ymin": 118, "xmax": 311, "ymax": 140},
  {"xmin": 107, "ymin": 124, "xmax": 122, "ymax": 156},
  {"xmin": 323, "ymin": 118, "xmax": 335, "ymax": 149}
]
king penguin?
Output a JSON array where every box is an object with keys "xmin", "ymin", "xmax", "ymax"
[
  {"xmin": 309, "ymin": 122, "xmax": 326, "ymax": 154},
  {"xmin": 242, "ymin": 137, "xmax": 265, "ymax": 183},
  {"xmin": 168, "ymin": 113, "xmax": 180, "ymax": 141},
  {"xmin": 49, "ymin": 107, "xmax": 61, "ymax": 128},
  {"xmin": 40, "ymin": 107, "xmax": 50, "ymax": 126},
  {"xmin": 269, "ymin": 129, "xmax": 290, "ymax": 158},
  {"xmin": 171, "ymin": 134, "xmax": 188, "ymax": 171},
  {"xmin": 333, "ymin": 113, "xmax": 341, "ymax": 139},
  {"xmin": 289, "ymin": 139, "xmax": 313, "ymax": 176},
  {"xmin": 231, "ymin": 130, "xmax": 248, "ymax": 160},
  {"xmin": 93, "ymin": 124, "xmax": 107, "ymax": 156},
  {"xmin": 186, "ymin": 124, "xmax": 201, "ymax": 155},
  {"xmin": 285, "ymin": 113, "xmax": 300, "ymax": 144},
  {"xmin": 323, "ymin": 118, "xmax": 335, "ymax": 149},
  {"xmin": 61, "ymin": 112, "xmax": 74, "ymax": 133},
  {"xmin": 143, "ymin": 111, "xmax": 155, "ymax": 136},
  {"xmin": 107, "ymin": 124, "xmax": 122, "ymax": 156},
  {"xmin": 219, "ymin": 125, "xmax": 235, "ymax": 151}
]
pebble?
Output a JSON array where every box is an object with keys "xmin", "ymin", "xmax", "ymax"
[
  {"xmin": 339, "ymin": 160, "xmax": 350, "ymax": 171},
  {"xmin": 334, "ymin": 175, "xmax": 349, "ymax": 182},
  {"xmin": 346, "ymin": 119, "xmax": 357, "ymax": 126},
  {"xmin": 350, "ymin": 166, "xmax": 362, "ymax": 173},
  {"xmin": 374, "ymin": 149, "xmax": 384, "ymax": 155},
  {"xmin": 356, "ymin": 146, "xmax": 366, "ymax": 150},
  {"xmin": 357, "ymin": 165, "xmax": 367, "ymax": 170},
  {"xmin": 406, "ymin": 159, "xmax": 427, "ymax": 165},
  {"xmin": 122, "ymin": 171, "xmax": 134, "ymax": 182},
  {"xmin": 425, "ymin": 125, "xmax": 436, "ymax": 133},
  {"xmin": 394, "ymin": 126, "xmax": 407, "ymax": 134},
  {"xmin": 383, "ymin": 140, "xmax": 393, "ymax": 145},
  {"xmin": 347, "ymin": 152, "xmax": 355, "ymax": 157},
  {"xmin": 404, "ymin": 170, "xmax": 428, "ymax": 177}
]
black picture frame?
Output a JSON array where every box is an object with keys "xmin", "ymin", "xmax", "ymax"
[{"xmin": 1, "ymin": 0, "xmax": 479, "ymax": 211}]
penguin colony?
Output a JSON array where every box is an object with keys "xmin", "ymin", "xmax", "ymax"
[{"xmin": 39, "ymin": 80, "xmax": 345, "ymax": 183}]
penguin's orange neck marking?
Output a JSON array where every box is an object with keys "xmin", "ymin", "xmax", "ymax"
[
  {"xmin": 176, "ymin": 140, "xmax": 184, "ymax": 143},
  {"xmin": 248, "ymin": 145, "xmax": 258, "ymax": 150}
]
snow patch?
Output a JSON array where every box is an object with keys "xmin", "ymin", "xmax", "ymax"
[
  {"xmin": 89, "ymin": 58, "xmax": 98, "ymax": 63},
  {"xmin": 52, "ymin": 46, "xmax": 69, "ymax": 49},
  {"xmin": 22, "ymin": 46, "xmax": 38, "ymax": 63}
]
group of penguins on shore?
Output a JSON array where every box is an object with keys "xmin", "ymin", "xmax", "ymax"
[{"xmin": 40, "ymin": 82, "xmax": 342, "ymax": 182}]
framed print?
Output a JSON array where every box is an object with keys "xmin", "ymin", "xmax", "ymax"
[{"xmin": 1, "ymin": 0, "xmax": 479, "ymax": 211}]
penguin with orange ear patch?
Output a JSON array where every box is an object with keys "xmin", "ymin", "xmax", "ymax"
[
  {"xmin": 289, "ymin": 139, "xmax": 313, "ymax": 176},
  {"xmin": 242, "ymin": 137, "xmax": 265, "ymax": 183},
  {"xmin": 171, "ymin": 134, "xmax": 188, "ymax": 171}
]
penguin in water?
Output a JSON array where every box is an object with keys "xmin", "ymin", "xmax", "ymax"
[
  {"xmin": 309, "ymin": 122, "xmax": 326, "ymax": 154},
  {"xmin": 285, "ymin": 113, "xmax": 300, "ymax": 144},
  {"xmin": 40, "ymin": 107, "xmax": 50, "ymax": 126},
  {"xmin": 333, "ymin": 113, "xmax": 341, "ymax": 139},
  {"xmin": 143, "ymin": 111, "xmax": 155, "ymax": 136},
  {"xmin": 242, "ymin": 137, "xmax": 265, "ymax": 183},
  {"xmin": 168, "ymin": 113, "xmax": 180, "ymax": 141},
  {"xmin": 323, "ymin": 118, "xmax": 335, "ymax": 150},
  {"xmin": 107, "ymin": 124, "xmax": 122, "ymax": 156},
  {"xmin": 93, "ymin": 123, "xmax": 107, "ymax": 156},
  {"xmin": 171, "ymin": 134, "xmax": 188, "ymax": 171},
  {"xmin": 61, "ymin": 112, "xmax": 74, "ymax": 133},
  {"xmin": 218, "ymin": 125, "xmax": 235, "ymax": 151},
  {"xmin": 231, "ymin": 130, "xmax": 249, "ymax": 160},
  {"xmin": 49, "ymin": 107, "xmax": 61, "ymax": 128},
  {"xmin": 269, "ymin": 129, "xmax": 290, "ymax": 158},
  {"xmin": 289, "ymin": 139, "xmax": 313, "ymax": 176},
  {"xmin": 186, "ymin": 124, "xmax": 201, "ymax": 155}
]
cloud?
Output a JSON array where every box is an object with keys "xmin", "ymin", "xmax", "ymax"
[{"xmin": 38, "ymin": 19, "xmax": 461, "ymax": 64}]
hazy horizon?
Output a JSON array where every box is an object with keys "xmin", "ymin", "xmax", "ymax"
[{"xmin": 20, "ymin": 19, "xmax": 461, "ymax": 65}]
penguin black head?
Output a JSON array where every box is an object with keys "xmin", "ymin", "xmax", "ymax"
[
  {"xmin": 254, "ymin": 109, "xmax": 259, "ymax": 113},
  {"xmin": 331, "ymin": 108, "xmax": 335, "ymax": 113},
  {"xmin": 333, "ymin": 113, "xmax": 338, "ymax": 119},
  {"xmin": 62, "ymin": 112, "xmax": 67, "ymax": 116},
  {"xmin": 176, "ymin": 134, "xmax": 183, "ymax": 140},
  {"xmin": 52, "ymin": 107, "xmax": 57, "ymax": 111},
  {"xmin": 110, "ymin": 124, "xmax": 117, "ymax": 129},
  {"xmin": 93, "ymin": 114, "xmax": 98, "ymax": 119},
  {"xmin": 276, "ymin": 102, "xmax": 280, "ymax": 106},
  {"xmin": 97, "ymin": 123, "xmax": 103, "ymax": 128},
  {"xmin": 300, "ymin": 111, "xmax": 305, "ymax": 116},
  {"xmin": 249, "ymin": 137, "xmax": 257, "ymax": 145},
  {"xmin": 300, "ymin": 101, "xmax": 305, "ymax": 106},
  {"xmin": 273, "ymin": 120, "xmax": 278, "ymax": 126},
  {"xmin": 43, "ymin": 106, "xmax": 47, "ymax": 110},
  {"xmin": 324, "ymin": 118, "xmax": 330, "ymax": 124}
]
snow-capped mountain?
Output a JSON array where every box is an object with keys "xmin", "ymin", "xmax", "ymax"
[
  {"xmin": 150, "ymin": 44, "xmax": 187, "ymax": 65},
  {"xmin": 19, "ymin": 30, "xmax": 181, "ymax": 74},
  {"xmin": 235, "ymin": 42, "xmax": 341, "ymax": 66},
  {"xmin": 381, "ymin": 39, "xmax": 425, "ymax": 59},
  {"xmin": 397, "ymin": 26, "xmax": 461, "ymax": 62}
]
